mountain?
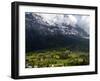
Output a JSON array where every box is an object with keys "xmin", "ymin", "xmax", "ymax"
[{"xmin": 25, "ymin": 13, "xmax": 89, "ymax": 52}]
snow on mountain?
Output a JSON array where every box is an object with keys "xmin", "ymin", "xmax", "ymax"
[
  {"xmin": 32, "ymin": 13, "xmax": 77, "ymax": 27},
  {"xmin": 25, "ymin": 12, "xmax": 89, "ymax": 38}
]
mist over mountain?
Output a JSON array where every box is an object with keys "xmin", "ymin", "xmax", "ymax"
[{"xmin": 25, "ymin": 12, "xmax": 89, "ymax": 52}]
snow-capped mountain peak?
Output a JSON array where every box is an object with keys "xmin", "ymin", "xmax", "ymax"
[{"xmin": 25, "ymin": 12, "xmax": 89, "ymax": 38}]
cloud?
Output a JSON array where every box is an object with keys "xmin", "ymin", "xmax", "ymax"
[
  {"xmin": 67, "ymin": 15, "xmax": 77, "ymax": 27},
  {"xmin": 33, "ymin": 13, "xmax": 77, "ymax": 27},
  {"xmin": 32, "ymin": 13, "xmax": 89, "ymax": 34},
  {"xmin": 76, "ymin": 16, "xmax": 90, "ymax": 34}
]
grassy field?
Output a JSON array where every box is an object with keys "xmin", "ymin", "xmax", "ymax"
[{"xmin": 25, "ymin": 48, "xmax": 89, "ymax": 68}]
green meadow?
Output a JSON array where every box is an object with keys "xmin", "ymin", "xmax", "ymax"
[{"xmin": 25, "ymin": 48, "xmax": 89, "ymax": 68}]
